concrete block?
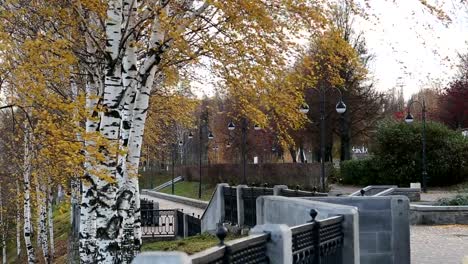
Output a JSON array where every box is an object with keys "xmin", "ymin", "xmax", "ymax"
[
  {"xmin": 132, "ymin": 252, "xmax": 190, "ymax": 264},
  {"xmin": 377, "ymin": 232, "xmax": 392, "ymax": 252},
  {"xmin": 250, "ymin": 224, "xmax": 292, "ymax": 264},
  {"xmin": 256, "ymin": 196, "xmax": 360, "ymax": 264},
  {"xmin": 201, "ymin": 183, "xmax": 228, "ymax": 233},
  {"xmin": 360, "ymin": 232, "xmax": 377, "ymax": 253},
  {"xmin": 305, "ymin": 195, "xmax": 410, "ymax": 264},
  {"xmin": 360, "ymin": 254, "xmax": 393, "ymax": 264},
  {"xmin": 273, "ymin": 185, "xmax": 288, "ymax": 196}
]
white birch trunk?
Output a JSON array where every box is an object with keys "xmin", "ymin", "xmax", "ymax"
[
  {"xmin": 23, "ymin": 130, "xmax": 36, "ymax": 264},
  {"xmin": 35, "ymin": 175, "xmax": 49, "ymax": 263},
  {"xmin": 47, "ymin": 177, "xmax": 54, "ymax": 260},
  {"xmin": 16, "ymin": 179, "xmax": 21, "ymax": 258},
  {"xmin": 0, "ymin": 186, "xmax": 6, "ymax": 264},
  {"xmin": 93, "ymin": 1, "xmax": 124, "ymax": 262},
  {"xmin": 79, "ymin": 76, "xmax": 99, "ymax": 263}
]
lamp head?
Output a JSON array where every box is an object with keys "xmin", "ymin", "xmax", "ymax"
[
  {"xmin": 405, "ymin": 113, "xmax": 414, "ymax": 123},
  {"xmin": 227, "ymin": 122, "xmax": 235, "ymax": 131},
  {"xmin": 299, "ymin": 103, "xmax": 310, "ymax": 114},
  {"xmin": 208, "ymin": 132, "xmax": 214, "ymax": 140},
  {"xmin": 336, "ymin": 100, "xmax": 346, "ymax": 114}
]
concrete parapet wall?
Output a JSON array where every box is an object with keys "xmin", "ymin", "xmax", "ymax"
[
  {"xmin": 410, "ymin": 205, "xmax": 468, "ymax": 225},
  {"xmin": 305, "ymin": 196, "xmax": 410, "ymax": 264},
  {"xmin": 256, "ymin": 196, "xmax": 360, "ymax": 264},
  {"xmin": 141, "ymin": 190, "xmax": 208, "ymax": 209},
  {"xmin": 201, "ymin": 184, "xmax": 228, "ymax": 233}
]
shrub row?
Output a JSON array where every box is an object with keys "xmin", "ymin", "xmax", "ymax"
[{"xmin": 341, "ymin": 120, "xmax": 468, "ymax": 187}]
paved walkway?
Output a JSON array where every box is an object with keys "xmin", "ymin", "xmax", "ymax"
[
  {"xmin": 140, "ymin": 194, "xmax": 205, "ymax": 218},
  {"xmin": 411, "ymin": 225, "xmax": 468, "ymax": 264}
]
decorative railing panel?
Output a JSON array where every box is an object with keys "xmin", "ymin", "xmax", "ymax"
[
  {"xmin": 318, "ymin": 216, "xmax": 344, "ymax": 264},
  {"xmin": 223, "ymin": 186, "xmax": 238, "ymax": 225},
  {"xmin": 191, "ymin": 226, "xmax": 270, "ymax": 264},
  {"xmin": 141, "ymin": 209, "xmax": 177, "ymax": 238},
  {"xmin": 226, "ymin": 233, "xmax": 270, "ymax": 264},
  {"xmin": 191, "ymin": 246, "xmax": 226, "ymax": 264},
  {"xmin": 291, "ymin": 211, "xmax": 344, "ymax": 264},
  {"xmin": 242, "ymin": 187, "xmax": 273, "ymax": 227},
  {"xmin": 176, "ymin": 210, "xmax": 185, "ymax": 237},
  {"xmin": 187, "ymin": 213, "xmax": 202, "ymax": 237}
]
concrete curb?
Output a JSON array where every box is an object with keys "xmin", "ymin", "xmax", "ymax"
[
  {"xmin": 141, "ymin": 189, "xmax": 208, "ymax": 209},
  {"xmin": 410, "ymin": 204, "xmax": 468, "ymax": 225}
]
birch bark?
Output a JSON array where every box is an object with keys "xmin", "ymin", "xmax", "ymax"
[
  {"xmin": 16, "ymin": 180, "xmax": 21, "ymax": 259},
  {"xmin": 23, "ymin": 130, "xmax": 36, "ymax": 264},
  {"xmin": 47, "ymin": 177, "xmax": 54, "ymax": 259},
  {"xmin": 0, "ymin": 186, "xmax": 6, "ymax": 264},
  {"xmin": 35, "ymin": 174, "xmax": 50, "ymax": 264}
]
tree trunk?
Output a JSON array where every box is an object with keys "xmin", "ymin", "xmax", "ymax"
[
  {"xmin": 0, "ymin": 185, "xmax": 6, "ymax": 264},
  {"xmin": 289, "ymin": 147, "xmax": 297, "ymax": 163},
  {"xmin": 35, "ymin": 176, "xmax": 49, "ymax": 264},
  {"xmin": 16, "ymin": 180, "xmax": 21, "ymax": 259},
  {"xmin": 47, "ymin": 177, "xmax": 55, "ymax": 260},
  {"xmin": 23, "ymin": 130, "xmax": 36, "ymax": 264}
]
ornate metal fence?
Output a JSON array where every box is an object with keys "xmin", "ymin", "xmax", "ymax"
[
  {"xmin": 187, "ymin": 213, "xmax": 202, "ymax": 236},
  {"xmin": 191, "ymin": 226, "xmax": 270, "ymax": 264},
  {"xmin": 141, "ymin": 209, "xmax": 177, "ymax": 238},
  {"xmin": 291, "ymin": 210, "xmax": 344, "ymax": 264},
  {"xmin": 242, "ymin": 186, "xmax": 274, "ymax": 227},
  {"xmin": 223, "ymin": 186, "xmax": 238, "ymax": 225}
]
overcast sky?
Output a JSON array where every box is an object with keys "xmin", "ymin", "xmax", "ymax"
[
  {"xmin": 191, "ymin": 1, "xmax": 468, "ymax": 99},
  {"xmin": 357, "ymin": 0, "xmax": 468, "ymax": 98}
]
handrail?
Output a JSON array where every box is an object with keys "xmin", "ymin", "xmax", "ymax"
[
  {"xmin": 191, "ymin": 245, "xmax": 226, "ymax": 264},
  {"xmin": 318, "ymin": 215, "xmax": 344, "ymax": 226},
  {"xmin": 225, "ymin": 233, "xmax": 270, "ymax": 252}
]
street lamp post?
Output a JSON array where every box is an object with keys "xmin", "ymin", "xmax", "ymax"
[
  {"xmin": 405, "ymin": 99, "xmax": 427, "ymax": 193},
  {"xmin": 227, "ymin": 119, "xmax": 260, "ymax": 184},
  {"xmin": 188, "ymin": 124, "xmax": 214, "ymax": 199},
  {"xmin": 300, "ymin": 87, "xmax": 346, "ymax": 191}
]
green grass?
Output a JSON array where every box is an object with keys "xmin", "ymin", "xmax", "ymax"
[
  {"xmin": 141, "ymin": 233, "xmax": 243, "ymax": 255},
  {"xmin": 159, "ymin": 181, "xmax": 216, "ymax": 201},
  {"xmin": 4, "ymin": 202, "xmax": 71, "ymax": 264},
  {"xmin": 139, "ymin": 169, "xmax": 173, "ymax": 189}
]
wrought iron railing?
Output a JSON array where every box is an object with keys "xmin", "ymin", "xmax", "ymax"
[
  {"xmin": 187, "ymin": 213, "xmax": 202, "ymax": 236},
  {"xmin": 191, "ymin": 225, "xmax": 270, "ymax": 264},
  {"xmin": 141, "ymin": 209, "xmax": 177, "ymax": 238},
  {"xmin": 223, "ymin": 186, "xmax": 238, "ymax": 225},
  {"xmin": 241, "ymin": 186, "xmax": 274, "ymax": 227},
  {"xmin": 291, "ymin": 210, "xmax": 344, "ymax": 264}
]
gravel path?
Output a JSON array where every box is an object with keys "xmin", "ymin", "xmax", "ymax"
[
  {"xmin": 411, "ymin": 225, "xmax": 468, "ymax": 264},
  {"xmin": 140, "ymin": 194, "xmax": 205, "ymax": 217}
]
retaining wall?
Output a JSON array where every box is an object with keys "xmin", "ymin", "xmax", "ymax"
[
  {"xmin": 410, "ymin": 204, "xmax": 468, "ymax": 225},
  {"xmin": 306, "ymin": 196, "xmax": 410, "ymax": 264}
]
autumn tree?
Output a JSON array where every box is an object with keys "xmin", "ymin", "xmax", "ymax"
[{"xmin": 53, "ymin": 1, "xmax": 325, "ymax": 262}]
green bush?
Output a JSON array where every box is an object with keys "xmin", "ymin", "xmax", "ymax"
[
  {"xmin": 341, "ymin": 120, "xmax": 468, "ymax": 187},
  {"xmin": 437, "ymin": 194, "xmax": 468, "ymax": 206},
  {"xmin": 340, "ymin": 158, "xmax": 379, "ymax": 185}
]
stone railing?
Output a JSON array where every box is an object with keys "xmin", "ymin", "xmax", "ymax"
[
  {"xmin": 351, "ymin": 185, "xmax": 421, "ymax": 202},
  {"xmin": 133, "ymin": 209, "xmax": 345, "ymax": 264},
  {"xmin": 201, "ymin": 184, "xmax": 328, "ymax": 233},
  {"xmin": 410, "ymin": 204, "xmax": 468, "ymax": 225}
]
